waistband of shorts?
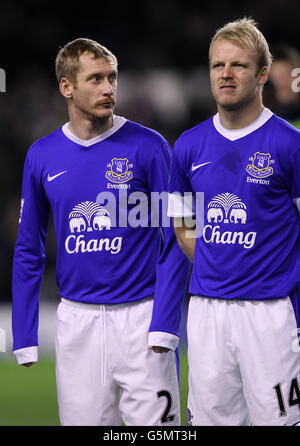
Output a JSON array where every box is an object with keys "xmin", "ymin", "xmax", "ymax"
[
  {"xmin": 190, "ymin": 295, "xmax": 290, "ymax": 303},
  {"xmin": 60, "ymin": 296, "xmax": 153, "ymax": 310}
]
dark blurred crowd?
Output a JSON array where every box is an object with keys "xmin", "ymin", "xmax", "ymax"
[{"xmin": 1, "ymin": 1, "xmax": 300, "ymax": 302}]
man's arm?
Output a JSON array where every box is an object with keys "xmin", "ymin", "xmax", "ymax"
[
  {"xmin": 173, "ymin": 217, "xmax": 196, "ymax": 263},
  {"xmin": 149, "ymin": 136, "xmax": 195, "ymax": 353},
  {"xmin": 12, "ymin": 149, "xmax": 50, "ymax": 365},
  {"xmin": 149, "ymin": 218, "xmax": 196, "ymax": 353},
  {"xmin": 148, "ymin": 223, "xmax": 191, "ymax": 353},
  {"xmin": 147, "ymin": 139, "xmax": 191, "ymax": 353}
]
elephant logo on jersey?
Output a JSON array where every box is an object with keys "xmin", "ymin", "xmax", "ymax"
[
  {"xmin": 207, "ymin": 193, "xmax": 247, "ymax": 224},
  {"xmin": 105, "ymin": 158, "xmax": 133, "ymax": 184},
  {"xmin": 203, "ymin": 193, "xmax": 256, "ymax": 249},
  {"xmin": 65, "ymin": 201, "xmax": 121, "ymax": 255},
  {"xmin": 69, "ymin": 201, "xmax": 111, "ymax": 233},
  {"xmin": 246, "ymin": 152, "xmax": 274, "ymax": 179}
]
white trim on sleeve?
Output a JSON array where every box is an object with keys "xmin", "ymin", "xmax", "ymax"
[
  {"xmin": 148, "ymin": 331, "xmax": 179, "ymax": 351},
  {"xmin": 13, "ymin": 346, "xmax": 38, "ymax": 365},
  {"xmin": 167, "ymin": 192, "xmax": 194, "ymax": 218}
]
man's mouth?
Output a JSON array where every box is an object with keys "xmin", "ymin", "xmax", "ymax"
[
  {"xmin": 219, "ymin": 85, "xmax": 236, "ymax": 90},
  {"xmin": 96, "ymin": 101, "xmax": 115, "ymax": 107}
]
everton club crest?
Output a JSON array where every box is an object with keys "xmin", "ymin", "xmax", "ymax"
[
  {"xmin": 105, "ymin": 158, "xmax": 133, "ymax": 184},
  {"xmin": 246, "ymin": 152, "xmax": 274, "ymax": 179}
]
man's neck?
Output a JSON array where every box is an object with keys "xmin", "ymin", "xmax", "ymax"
[
  {"xmin": 67, "ymin": 115, "xmax": 114, "ymax": 141},
  {"xmin": 218, "ymin": 98, "xmax": 264, "ymax": 130}
]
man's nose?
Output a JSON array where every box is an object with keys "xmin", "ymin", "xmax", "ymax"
[
  {"xmin": 222, "ymin": 64, "xmax": 233, "ymax": 78},
  {"xmin": 103, "ymin": 78, "xmax": 114, "ymax": 95}
]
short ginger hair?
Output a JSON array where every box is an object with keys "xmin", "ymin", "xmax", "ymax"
[{"xmin": 55, "ymin": 38, "xmax": 118, "ymax": 84}]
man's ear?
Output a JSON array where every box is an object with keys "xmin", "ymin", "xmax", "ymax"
[
  {"xmin": 59, "ymin": 77, "xmax": 74, "ymax": 99},
  {"xmin": 258, "ymin": 65, "xmax": 269, "ymax": 87}
]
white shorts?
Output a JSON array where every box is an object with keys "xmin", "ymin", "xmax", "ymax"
[
  {"xmin": 187, "ymin": 296, "xmax": 300, "ymax": 426},
  {"xmin": 55, "ymin": 297, "xmax": 180, "ymax": 426}
]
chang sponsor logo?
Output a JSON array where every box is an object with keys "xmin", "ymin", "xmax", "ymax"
[
  {"xmin": 65, "ymin": 234, "xmax": 122, "ymax": 255},
  {"xmin": 65, "ymin": 201, "xmax": 122, "ymax": 255},
  {"xmin": 203, "ymin": 193, "xmax": 257, "ymax": 249}
]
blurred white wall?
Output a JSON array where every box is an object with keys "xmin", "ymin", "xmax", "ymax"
[{"xmin": 0, "ymin": 303, "xmax": 58, "ymax": 359}]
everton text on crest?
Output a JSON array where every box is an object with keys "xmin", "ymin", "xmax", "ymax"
[
  {"xmin": 105, "ymin": 157, "xmax": 133, "ymax": 188},
  {"xmin": 246, "ymin": 152, "xmax": 274, "ymax": 185}
]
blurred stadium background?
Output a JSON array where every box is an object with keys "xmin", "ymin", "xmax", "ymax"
[{"xmin": 0, "ymin": 0, "xmax": 300, "ymax": 426}]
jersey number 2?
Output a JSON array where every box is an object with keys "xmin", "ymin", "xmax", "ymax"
[{"xmin": 157, "ymin": 390, "xmax": 175, "ymax": 423}]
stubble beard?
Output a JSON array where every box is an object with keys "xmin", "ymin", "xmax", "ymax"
[
  {"xmin": 77, "ymin": 101, "xmax": 115, "ymax": 126},
  {"xmin": 215, "ymin": 88, "xmax": 259, "ymax": 113}
]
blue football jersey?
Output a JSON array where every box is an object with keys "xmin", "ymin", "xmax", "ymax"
[
  {"xmin": 168, "ymin": 108, "xmax": 300, "ymax": 303},
  {"xmin": 12, "ymin": 116, "xmax": 190, "ymax": 352}
]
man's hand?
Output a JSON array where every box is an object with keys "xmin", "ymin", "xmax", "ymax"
[
  {"xmin": 149, "ymin": 346, "xmax": 170, "ymax": 353},
  {"xmin": 21, "ymin": 362, "xmax": 36, "ymax": 367}
]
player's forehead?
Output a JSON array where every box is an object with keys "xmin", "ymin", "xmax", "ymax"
[
  {"xmin": 210, "ymin": 38, "xmax": 258, "ymax": 64},
  {"xmin": 77, "ymin": 51, "xmax": 117, "ymax": 75}
]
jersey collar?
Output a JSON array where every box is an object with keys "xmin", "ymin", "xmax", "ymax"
[
  {"xmin": 62, "ymin": 115, "xmax": 127, "ymax": 147},
  {"xmin": 213, "ymin": 107, "xmax": 273, "ymax": 141}
]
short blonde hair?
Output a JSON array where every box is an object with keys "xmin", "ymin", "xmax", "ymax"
[
  {"xmin": 209, "ymin": 18, "xmax": 273, "ymax": 71},
  {"xmin": 55, "ymin": 38, "xmax": 118, "ymax": 84}
]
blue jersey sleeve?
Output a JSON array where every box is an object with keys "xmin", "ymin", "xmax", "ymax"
[
  {"xmin": 168, "ymin": 138, "xmax": 192, "ymax": 195},
  {"xmin": 290, "ymin": 146, "xmax": 300, "ymax": 199},
  {"xmin": 12, "ymin": 148, "xmax": 50, "ymax": 352},
  {"xmin": 167, "ymin": 137, "xmax": 195, "ymax": 219},
  {"xmin": 147, "ymin": 139, "xmax": 191, "ymax": 340}
]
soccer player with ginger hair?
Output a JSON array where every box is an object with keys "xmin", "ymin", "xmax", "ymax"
[{"xmin": 12, "ymin": 38, "xmax": 190, "ymax": 426}]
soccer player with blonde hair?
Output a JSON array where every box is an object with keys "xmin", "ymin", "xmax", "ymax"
[{"xmin": 168, "ymin": 18, "xmax": 300, "ymax": 425}]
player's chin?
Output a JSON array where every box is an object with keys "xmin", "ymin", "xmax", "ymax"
[
  {"xmin": 93, "ymin": 108, "xmax": 114, "ymax": 120},
  {"xmin": 218, "ymin": 98, "xmax": 241, "ymax": 111}
]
